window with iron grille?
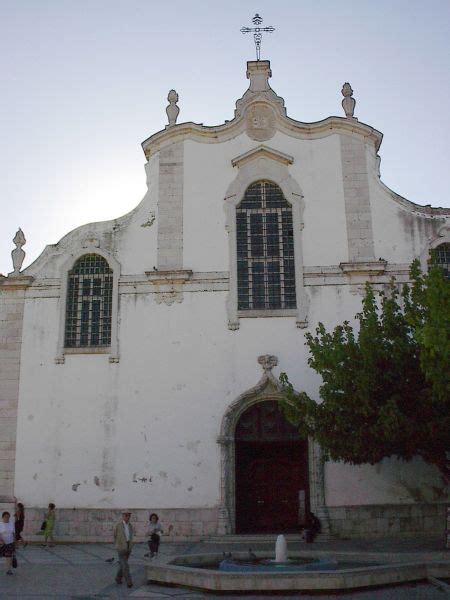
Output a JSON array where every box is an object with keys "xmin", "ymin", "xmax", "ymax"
[
  {"xmin": 64, "ymin": 254, "xmax": 113, "ymax": 348},
  {"xmin": 237, "ymin": 180, "xmax": 296, "ymax": 310},
  {"xmin": 432, "ymin": 243, "xmax": 450, "ymax": 280}
]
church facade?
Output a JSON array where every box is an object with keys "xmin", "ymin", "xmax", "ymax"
[{"xmin": 0, "ymin": 60, "xmax": 448, "ymax": 541}]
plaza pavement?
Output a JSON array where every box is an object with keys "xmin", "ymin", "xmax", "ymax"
[{"xmin": 0, "ymin": 538, "xmax": 449, "ymax": 599}]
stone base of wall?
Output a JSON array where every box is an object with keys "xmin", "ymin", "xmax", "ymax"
[
  {"xmin": 12, "ymin": 507, "xmax": 219, "ymax": 543},
  {"xmin": 2, "ymin": 503, "xmax": 445, "ymax": 543},
  {"xmin": 328, "ymin": 503, "xmax": 447, "ymax": 539}
]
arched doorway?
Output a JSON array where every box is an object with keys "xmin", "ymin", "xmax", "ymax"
[{"xmin": 235, "ymin": 400, "xmax": 309, "ymax": 534}]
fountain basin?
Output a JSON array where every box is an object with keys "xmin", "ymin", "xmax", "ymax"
[
  {"xmin": 218, "ymin": 556, "xmax": 339, "ymax": 572},
  {"xmin": 146, "ymin": 551, "xmax": 450, "ymax": 592}
]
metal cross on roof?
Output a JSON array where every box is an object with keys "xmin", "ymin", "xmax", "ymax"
[{"xmin": 240, "ymin": 14, "xmax": 275, "ymax": 61}]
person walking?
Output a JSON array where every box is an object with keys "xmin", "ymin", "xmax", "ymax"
[
  {"xmin": 13, "ymin": 497, "xmax": 26, "ymax": 547},
  {"xmin": 113, "ymin": 510, "xmax": 134, "ymax": 588},
  {"xmin": 43, "ymin": 503, "xmax": 56, "ymax": 546},
  {"xmin": 0, "ymin": 511, "xmax": 16, "ymax": 575}
]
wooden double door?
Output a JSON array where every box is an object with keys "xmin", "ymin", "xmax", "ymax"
[{"xmin": 235, "ymin": 401, "xmax": 309, "ymax": 534}]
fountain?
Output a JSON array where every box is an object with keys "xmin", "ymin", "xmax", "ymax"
[
  {"xmin": 218, "ymin": 534, "xmax": 338, "ymax": 572},
  {"xmin": 274, "ymin": 534, "xmax": 287, "ymax": 562},
  {"xmin": 146, "ymin": 533, "xmax": 447, "ymax": 592}
]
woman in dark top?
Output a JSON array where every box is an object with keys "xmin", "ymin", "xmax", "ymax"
[{"xmin": 14, "ymin": 497, "xmax": 26, "ymax": 547}]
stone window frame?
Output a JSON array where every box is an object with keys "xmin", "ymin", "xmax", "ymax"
[
  {"xmin": 64, "ymin": 254, "xmax": 113, "ymax": 349},
  {"xmin": 55, "ymin": 247, "xmax": 120, "ymax": 364},
  {"xmin": 224, "ymin": 151, "xmax": 308, "ymax": 330},
  {"xmin": 236, "ymin": 180, "xmax": 297, "ymax": 312},
  {"xmin": 419, "ymin": 228, "xmax": 450, "ymax": 275},
  {"xmin": 430, "ymin": 240, "xmax": 450, "ymax": 279}
]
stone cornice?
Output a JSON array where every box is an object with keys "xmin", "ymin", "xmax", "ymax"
[
  {"xmin": 18, "ymin": 265, "xmax": 420, "ymax": 299},
  {"xmin": 339, "ymin": 260, "xmax": 387, "ymax": 275},
  {"xmin": 144, "ymin": 269, "xmax": 193, "ymax": 283},
  {"xmin": 141, "ymin": 114, "xmax": 384, "ymax": 159},
  {"xmin": 0, "ymin": 275, "xmax": 34, "ymax": 290},
  {"xmin": 374, "ymin": 178, "xmax": 450, "ymax": 218}
]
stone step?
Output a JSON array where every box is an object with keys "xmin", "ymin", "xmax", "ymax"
[{"xmin": 201, "ymin": 533, "xmax": 335, "ymax": 544}]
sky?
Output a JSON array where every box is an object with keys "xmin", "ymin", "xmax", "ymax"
[{"xmin": 1, "ymin": 0, "xmax": 449, "ymax": 275}]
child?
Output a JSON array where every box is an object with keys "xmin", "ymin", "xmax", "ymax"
[{"xmin": 44, "ymin": 503, "xmax": 56, "ymax": 547}]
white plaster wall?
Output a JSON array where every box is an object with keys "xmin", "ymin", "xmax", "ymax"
[
  {"xmin": 367, "ymin": 150, "xmax": 443, "ymax": 264},
  {"xmin": 273, "ymin": 132, "xmax": 348, "ymax": 266},
  {"xmin": 183, "ymin": 132, "xmax": 348, "ymax": 272},
  {"xmin": 325, "ymin": 457, "xmax": 445, "ymax": 506},
  {"xmin": 183, "ymin": 139, "xmax": 235, "ymax": 271},
  {"xmin": 17, "ymin": 285, "xmax": 322, "ymax": 508},
  {"xmin": 109, "ymin": 153, "xmax": 159, "ymax": 274},
  {"xmin": 15, "ymin": 296, "xmax": 122, "ymax": 507},
  {"xmin": 305, "ymin": 283, "xmax": 363, "ymax": 344},
  {"xmin": 13, "ymin": 282, "xmax": 353, "ymax": 508},
  {"xmin": 13, "ymin": 126, "xmax": 448, "ymax": 513},
  {"xmin": 27, "ymin": 127, "xmax": 346, "ymax": 281},
  {"xmin": 16, "ymin": 276, "xmax": 444, "ymax": 510}
]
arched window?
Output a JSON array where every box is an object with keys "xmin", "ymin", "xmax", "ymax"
[
  {"xmin": 64, "ymin": 254, "xmax": 113, "ymax": 348},
  {"xmin": 432, "ymin": 243, "xmax": 450, "ymax": 280},
  {"xmin": 236, "ymin": 181, "xmax": 296, "ymax": 310}
]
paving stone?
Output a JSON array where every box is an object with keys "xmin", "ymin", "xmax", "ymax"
[{"xmin": 0, "ymin": 539, "xmax": 448, "ymax": 599}]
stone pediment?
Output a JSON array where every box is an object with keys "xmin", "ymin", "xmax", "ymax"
[{"xmin": 231, "ymin": 145, "xmax": 294, "ymax": 168}]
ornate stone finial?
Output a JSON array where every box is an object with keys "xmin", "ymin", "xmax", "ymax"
[
  {"xmin": 258, "ymin": 354, "xmax": 278, "ymax": 374},
  {"xmin": 166, "ymin": 89, "xmax": 180, "ymax": 127},
  {"xmin": 10, "ymin": 228, "xmax": 26, "ymax": 276},
  {"xmin": 341, "ymin": 82, "xmax": 356, "ymax": 119}
]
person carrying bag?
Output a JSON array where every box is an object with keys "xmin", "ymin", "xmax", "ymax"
[{"xmin": 0, "ymin": 511, "xmax": 16, "ymax": 575}]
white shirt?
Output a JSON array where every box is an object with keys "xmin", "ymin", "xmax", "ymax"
[
  {"xmin": 0, "ymin": 520, "xmax": 15, "ymax": 544},
  {"xmin": 147, "ymin": 522, "xmax": 162, "ymax": 536},
  {"xmin": 122, "ymin": 521, "xmax": 130, "ymax": 542}
]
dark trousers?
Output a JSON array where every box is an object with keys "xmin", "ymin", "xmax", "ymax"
[
  {"xmin": 15, "ymin": 522, "xmax": 24, "ymax": 542},
  {"xmin": 148, "ymin": 533, "xmax": 160, "ymax": 555}
]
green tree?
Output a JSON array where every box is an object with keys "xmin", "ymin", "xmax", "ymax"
[{"xmin": 280, "ymin": 260, "xmax": 450, "ymax": 482}]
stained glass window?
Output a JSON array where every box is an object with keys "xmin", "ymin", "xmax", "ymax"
[
  {"xmin": 237, "ymin": 181, "xmax": 296, "ymax": 310},
  {"xmin": 64, "ymin": 254, "xmax": 113, "ymax": 348}
]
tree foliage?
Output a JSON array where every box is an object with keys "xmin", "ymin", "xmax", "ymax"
[{"xmin": 280, "ymin": 259, "xmax": 450, "ymax": 481}]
